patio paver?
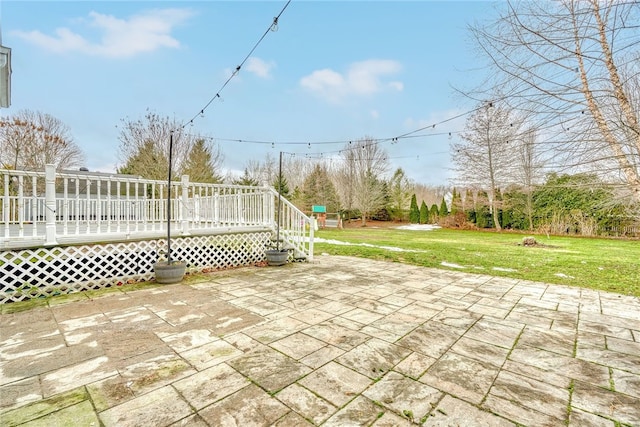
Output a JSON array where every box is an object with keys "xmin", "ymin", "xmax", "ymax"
[{"xmin": 1, "ymin": 255, "xmax": 639, "ymax": 426}]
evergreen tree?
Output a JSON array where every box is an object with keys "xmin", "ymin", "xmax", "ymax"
[
  {"xmin": 233, "ymin": 168, "xmax": 259, "ymax": 186},
  {"xmin": 475, "ymin": 190, "xmax": 492, "ymax": 228},
  {"xmin": 451, "ymin": 188, "xmax": 463, "ymax": 215},
  {"xmin": 117, "ymin": 111, "xmax": 223, "ymax": 181},
  {"xmin": 181, "ymin": 139, "xmax": 223, "ymax": 183},
  {"xmin": 301, "ymin": 164, "xmax": 340, "ymax": 213},
  {"xmin": 429, "ymin": 204, "xmax": 439, "ymax": 222},
  {"xmin": 502, "ymin": 187, "xmax": 520, "ymax": 229},
  {"xmin": 409, "ymin": 194, "xmax": 420, "ymax": 223},
  {"xmin": 465, "ymin": 189, "xmax": 476, "ymax": 224},
  {"xmin": 272, "ymin": 175, "xmax": 290, "ymax": 198},
  {"xmin": 388, "ymin": 168, "xmax": 413, "ymax": 221},
  {"xmin": 419, "ymin": 201, "xmax": 428, "ymax": 224},
  {"xmin": 118, "ymin": 140, "xmax": 168, "ymax": 181},
  {"xmin": 440, "ymin": 198, "xmax": 449, "ymax": 217}
]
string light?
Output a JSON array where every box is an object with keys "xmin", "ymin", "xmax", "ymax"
[
  {"xmin": 178, "ymin": 93, "xmax": 593, "ymax": 167},
  {"xmin": 180, "ymin": 0, "xmax": 292, "ymax": 129}
]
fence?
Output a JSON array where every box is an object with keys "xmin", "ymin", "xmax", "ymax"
[
  {"xmin": 1, "ymin": 165, "xmax": 313, "ymax": 256},
  {"xmin": 0, "ymin": 165, "xmax": 314, "ymax": 303}
]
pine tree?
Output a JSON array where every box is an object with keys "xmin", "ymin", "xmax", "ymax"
[
  {"xmin": 419, "ymin": 201, "xmax": 428, "ymax": 224},
  {"xmin": 233, "ymin": 168, "xmax": 259, "ymax": 186},
  {"xmin": 272, "ymin": 175, "xmax": 290, "ymax": 198},
  {"xmin": 476, "ymin": 190, "xmax": 492, "ymax": 228},
  {"xmin": 409, "ymin": 194, "xmax": 420, "ymax": 223},
  {"xmin": 182, "ymin": 139, "xmax": 223, "ymax": 183},
  {"xmin": 388, "ymin": 168, "xmax": 412, "ymax": 221},
  {"xmin": 430, "ymin": 204, "xmax": 439, "ymax": 222},
  {"xmin": 301, "ymin": 164, "xmax": 340, "ymax": 213},
  {"xmin": 451, "ymin": 188, "xmax": 463, "ymax": 215},
  {"xmin": 440, "ymin": 198, "xmax": 449, "ymax": 217},
  {"xmin": 465, "ymin": 189, "xmax": 476, "ymax": 223}
]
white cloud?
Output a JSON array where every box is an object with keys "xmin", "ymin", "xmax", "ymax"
[
  {"xmin": 370, "ymin": 110, "xmax": 380, "ymax": 119},
  {"xmin": 245, "ymin": 57, "xmax": 275, "ymax": 79},
  {"xmin": 12, "ymin": 8, "xmax": 193, "ymax": 58},
  {"xmin": 300, "ymin": 59, "xmax": 403, "ymax": 103},
  {"xmin": 389, "ymin": 81, "xmax": 404, "ymax": 91}
]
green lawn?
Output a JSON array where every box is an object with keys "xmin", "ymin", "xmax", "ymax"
[{"xmin": 313, "ymin": 227, "xmax": 640, "ymax": 297}]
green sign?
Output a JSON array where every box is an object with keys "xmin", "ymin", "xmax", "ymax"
[{"xmin": 312, "ymin": 205, "xmax": 326, "ymax": 213}]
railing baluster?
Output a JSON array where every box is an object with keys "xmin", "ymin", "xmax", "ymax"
[
  {"xmin": 74, "ymin": 178, "xmax": 80, "ymax": 235},
  {"xmin": 1, "ymin": 167, "xmax": 313, "ymax": 260},
  {"xmin": 96, "ymin": 180, "xmax": 102, "ymax": 234},
  {"xmin": 3, "ymin": 174, "xmax": 10, "ymax": 238},
  {"xmin": 32, "ymin": 176, "xmax": 39, "ymax": 238},
  {"xmin": 106, "ymin": 180, "xmax": 112, "ymax": 233},
  {"xmin": 63, "ymin": 177, "xmax": 69, "ymax": 236}
]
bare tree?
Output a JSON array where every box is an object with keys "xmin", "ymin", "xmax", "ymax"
[
  {"xmin": 285, "ymin": 156, "xmax": 313, "ymax": 195},
  {"xmin": 334, "ymin": 151, "xmax": 356, "ymax": 217},
  {"xmin": 413, "ymin": 183, "xmax": 448, "ymax": 208},
  {"xmin": 240, "ymin": 153, "xmax": 278, "ymax": 186},
  {"xmin": 512, "ymin": 128, "xmax": 545, "ymax": 229},
  {"xmin": 117, "ymin": 110, "xmax": 222, "ymax": 181},
  {"xmin": 452, "ymin": 102, "xmax": 520, "ymax": 230},
  {"xmin": 0, "ymin": 110, "xmax": 84, "ymax": 170},
  {"xmin": 467, "ymin": 0, "xmax": 640, "ymax": 202},
  {"xmin": 337, "ymin": 138, "xmax": 389, "ymax": 226}
]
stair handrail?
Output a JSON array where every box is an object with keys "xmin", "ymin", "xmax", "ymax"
[{"xmin": 267, "ymin": 187, "xmax": 314, "ymax": 261}]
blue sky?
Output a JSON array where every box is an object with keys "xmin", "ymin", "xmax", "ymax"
[{"xmin": 2, "ymin": 1, "xmax": 497, "ymax": 185}]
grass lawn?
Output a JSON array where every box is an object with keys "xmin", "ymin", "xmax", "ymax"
[{"xmin": 313, "ymin": 226, "xmax": 640, "ymax": 297}]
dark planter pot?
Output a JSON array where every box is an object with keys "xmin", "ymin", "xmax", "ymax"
[
  {"xmin": 153, "ymin": 261, "xmax": 186, "ymax": 284},
  {"xmin": 265, "ymin": 249, "xmax": 288, "ymax": 266}
]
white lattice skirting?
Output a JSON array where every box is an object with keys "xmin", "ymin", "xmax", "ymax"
[{"xmin": 0, "ymin": 231, "xmax": 272, "ymax": 304}]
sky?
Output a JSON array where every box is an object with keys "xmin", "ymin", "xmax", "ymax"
[{"xmin": 1, "ymin": 0, "xmax": 500, "ymax": 185}]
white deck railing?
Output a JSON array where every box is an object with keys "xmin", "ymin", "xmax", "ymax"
[{"xmin": 0, "ymin": 165, "xmax": 313, "ymax": 260}]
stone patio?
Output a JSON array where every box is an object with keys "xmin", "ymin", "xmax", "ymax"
[{"xmin": 1, "ymin": 255, "xmax": 639, "ymax": 426}]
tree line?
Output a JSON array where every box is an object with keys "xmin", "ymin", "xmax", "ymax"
[{"xmin": 2, "ymin": 1, "xmax": 638, "ymax": 235}]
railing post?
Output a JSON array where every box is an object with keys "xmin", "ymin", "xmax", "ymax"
[
  {"xmin": 262, "ymin": 182, "xmax": 272, "ymax": 227},
  {"xmin": 45, "ymin": 164, "xmax": 57, "ymax": 245},
  {"xmin": 308, "ymin": 215, "xmax": 314, "ymax": 262},
  {"xmin": 181, "ymin": 175, "xmax": 190, "ymax": 235}
]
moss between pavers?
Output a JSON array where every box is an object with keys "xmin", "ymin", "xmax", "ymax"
[
  {"xmin": 1, "ymin": 387, "xmax": 88, "ymax": 426},
  {"xmin": 120, "ymin": 281, "xmax": 162, "ymax": 293},
  {"xmin": 87, "ymin": 360, "xmax": 192, "ymax": 412},
  {"xmin": 1, "ymin": 298, "xmax": 49, "ymax": 314},
  {"xmin": 86, "ymin": 377, "xmax": 135, "ymax": 413},
  {"xmin": 15, "ymin": 400, "xmax": 99, "ymax": 427},
  {"xmin": 129, "ymin": 360, "xmax": 191, "ymax": 394},
  {"xmin": 44, "ymin": 292, "xmax": 91, "ymax": 306}
]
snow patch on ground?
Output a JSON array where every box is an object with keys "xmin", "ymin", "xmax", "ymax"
[
  {"xmin": 313, "ymin": 238, "xmax": 424, "ymax": 253},
  {"xmin": 441, "ymin": 261, "xmax": 466, "ymax": 269},
  {"xmin": 395, "ymin": 224, "xmax": 442, "ymax": 231},
  {"xmin": 315, "ymin": 234, "xmax": 519, "ymax": 274}
]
